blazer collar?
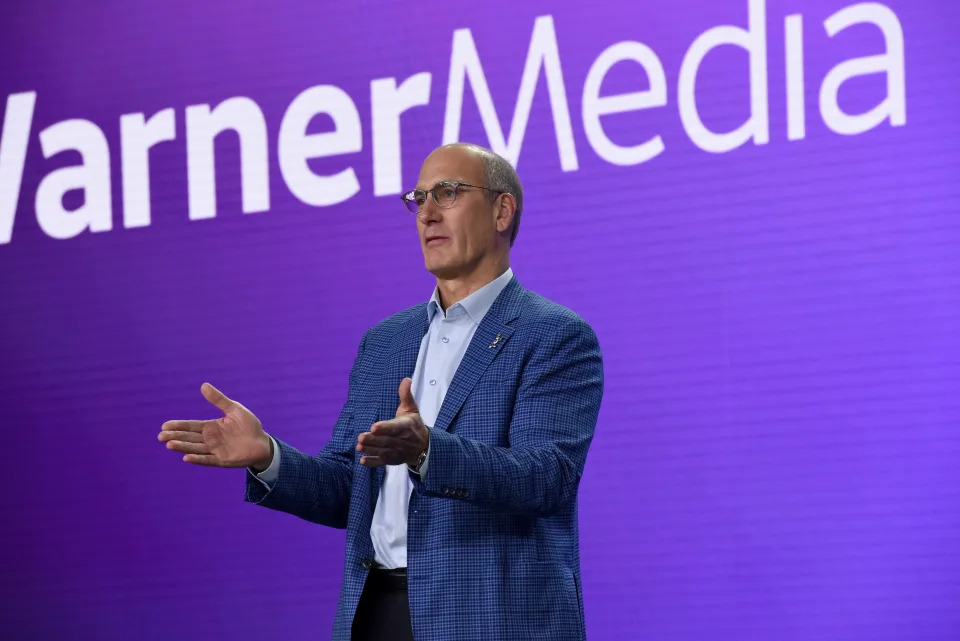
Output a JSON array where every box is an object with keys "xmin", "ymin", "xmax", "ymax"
[
  {"xmin": 370, "ymin": 276, "xmax": 526, "ymax": 495},
  {"xmin": 430, "ymin": 276, "xmax": 526, "ymax": 433}
]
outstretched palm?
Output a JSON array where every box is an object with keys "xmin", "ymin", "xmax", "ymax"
[{"xmin": 158, "ymin": 383, "xmax": 272, "ymax": 468}]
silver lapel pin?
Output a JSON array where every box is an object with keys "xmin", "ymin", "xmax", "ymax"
[{"xmin": 489, "ymin": 332, "xmax": 503, "ymax": 349}]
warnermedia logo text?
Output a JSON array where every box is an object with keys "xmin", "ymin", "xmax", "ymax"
[{"xmin": 0, "ymin": 1, "xmax": 906, "ymax": 244}]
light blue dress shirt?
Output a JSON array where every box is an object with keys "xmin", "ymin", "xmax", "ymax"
[{"xmin": 254, "ymin": 267, "xmax": 515, "ymax": 569}]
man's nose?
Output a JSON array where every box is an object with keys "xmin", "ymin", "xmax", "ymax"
[{"xmin": 418, "ymin": 197, "xmax": 442, "ymax": 224}]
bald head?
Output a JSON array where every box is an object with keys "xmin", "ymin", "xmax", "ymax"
[
  {"xmin": 431, "ymin": 144, "xmax": 524, "ymax": 246},
  {"xmin": 413, "ymin": 143, "xmax": 519, "ymax": 287}
]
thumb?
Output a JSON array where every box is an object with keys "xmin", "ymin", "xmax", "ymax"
[
  {"xmin": 200, "ymin": 382, "xmax": 234, "ymax": 414},
  {"xmin": 396, "ymin": 378, "xmax": 418, "ymax": 415}
]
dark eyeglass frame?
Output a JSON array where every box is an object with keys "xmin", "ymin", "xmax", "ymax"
[{"xmin": 401, "ymin": 180, "xmax": 503, "ymax": 214}]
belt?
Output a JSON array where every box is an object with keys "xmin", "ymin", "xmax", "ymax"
[{"xmin": 367, "ymin": 565, "xmax": 408, "ymax": 591}]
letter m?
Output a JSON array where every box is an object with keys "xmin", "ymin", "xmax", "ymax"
[{"xmin": 442, "ymin": 15, "xmax": 578, "ymax": 170}]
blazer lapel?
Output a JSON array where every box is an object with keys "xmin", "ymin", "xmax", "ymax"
[
  {"xmin": 432, "ymin": 277, "xmax": 526, "ymax": 433},
  {"xmin": 371, "ymin": 307, "xmax": 430, "ymax": 501},
  {"xmin": 382, "ymin": 309, "xmax": 430, "ymax": 410}
]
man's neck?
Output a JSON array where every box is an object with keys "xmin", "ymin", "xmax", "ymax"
[{"xmin": 435, "ymin": 260, "xmax": 510, "ymax": 311}]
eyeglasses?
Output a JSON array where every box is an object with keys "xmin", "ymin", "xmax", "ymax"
[{"xmin": 401, "ymin": 180, "xmax": 503, "ymax": 214}]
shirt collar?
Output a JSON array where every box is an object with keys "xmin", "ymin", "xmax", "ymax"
[{"xmin": 426, "ymin": 267, "xmax": 514, "ymax": 324}]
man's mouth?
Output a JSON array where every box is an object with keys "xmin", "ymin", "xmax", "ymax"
[{"xmin": 425, "ymin": 236, "xmax": 448, "ymax": 246}]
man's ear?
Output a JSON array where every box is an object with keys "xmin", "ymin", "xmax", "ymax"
[{"xmin": 494, "ymin": 193, "xmax": 517, "ymax": 235}]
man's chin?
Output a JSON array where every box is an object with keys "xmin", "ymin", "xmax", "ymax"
[{"xmin": 424, "ymin": 260, "xmax": 462, "ymax": 280}]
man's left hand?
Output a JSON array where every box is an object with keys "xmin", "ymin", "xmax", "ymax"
[{"xmin": 357, "ymin": 377, "xmax": 429, "ymax": 467}]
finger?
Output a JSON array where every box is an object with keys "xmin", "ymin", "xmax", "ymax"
[
  {"xmin": 183, "ymin": 453, "xmax": 222, "ymax": 466},
  {"xmin": 161, "ymin": 420, "xmax": 205, "ymax": 433},
  {"xmin": 157, "ymin": 430, "xmax": 204, "ymax": 443},
  {"xmin": 359, "ymin": 455, "xmax": 386, "ymax": 467},
  {"xmin": 371, "ymin": 415, "xmax": 418, "ymax": 436},
  {"xmin": 396, "ymin": 378, "xmax": 419, "ymax": 415},
  {"xmin": 166, "ymin": 440, "xmax": 212, "ymax": 455},
  {"xmin": 357, "ymin": 432, "xmax": 404, "ymax": 448},
  {"xmin": 355, "ymin": 443, "xmax": 391, "ymax": 458},
  {"xmin": 200, "ymin": 382, "xmax": 234, "ymax": 414}
]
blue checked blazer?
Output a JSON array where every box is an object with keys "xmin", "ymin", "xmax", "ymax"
[{"xmin": 245, "ymin": 276, "xmax": 603, "ymax": 640}]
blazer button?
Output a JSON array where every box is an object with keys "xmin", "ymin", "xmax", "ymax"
[
  {"xmin": 361, "ymin": 558, "xmax": 373, "ymax": 569},
  {"xmin": 462, "ymin": 490, "xmax": 470, "ymax": 497}
]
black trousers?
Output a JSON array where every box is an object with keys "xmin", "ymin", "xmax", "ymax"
[{"xmin": 351, "ymin": 567, "xmax": 415, "ymax": 641}]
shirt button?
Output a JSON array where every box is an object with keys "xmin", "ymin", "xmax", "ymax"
[
  {"xmin": 429, "ymin": 379, "xmax": 437, "ymax": 386},
  {"xmin": 441, "ymin": 337, "xmax": 449, "ymax": 343}
]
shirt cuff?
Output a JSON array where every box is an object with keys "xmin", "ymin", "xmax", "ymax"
[
  {"xmin": 250, "ymin": 435, "xmax": 281, "ymax": 488},
  {"xmin": 407, "ymin": 433, "xmax": 431, "ymax": 479}
]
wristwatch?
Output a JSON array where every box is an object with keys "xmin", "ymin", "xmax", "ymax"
[{"xmin": 412, "ymin": 448, "xmax": 428, "ymax": 474}]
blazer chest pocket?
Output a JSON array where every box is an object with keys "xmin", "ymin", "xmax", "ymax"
[{"xmin": 451, "ymin": 376, "xmax": 518, "ymax": 444}]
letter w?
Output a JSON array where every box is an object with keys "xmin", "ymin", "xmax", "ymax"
[{"xmin": 0, "ymin": 92, "xmax": 36, "ymax": 245}]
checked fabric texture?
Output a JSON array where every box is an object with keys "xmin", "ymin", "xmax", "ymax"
[{"xmin": 244, "ymin": 277, "xmax": 604, "ymax": 640}]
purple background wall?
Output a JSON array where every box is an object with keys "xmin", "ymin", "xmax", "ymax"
[{"xmin": 1, "ymin": 1, "xmax": 958, "ymax": 639}]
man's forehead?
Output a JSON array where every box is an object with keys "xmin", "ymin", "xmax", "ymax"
[{"xmin": 417, "ymin": 147, "xmax": 483, "ymax": 185}]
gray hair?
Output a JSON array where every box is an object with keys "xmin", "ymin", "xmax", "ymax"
[{"xmin": 454, "ymin": 144, "xmax": 524, "ymax": 246}]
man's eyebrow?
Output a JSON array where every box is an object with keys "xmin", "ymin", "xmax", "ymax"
[{"xmin": 415, "ymin": 178, "xmax": 460, "ymax": 190}]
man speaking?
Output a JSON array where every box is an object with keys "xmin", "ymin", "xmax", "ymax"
[{"xmin": 158, "ymin": 143, "xmax": 604, "ymax": 641}]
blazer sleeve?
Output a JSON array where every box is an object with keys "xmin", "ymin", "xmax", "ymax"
[
  {"xmin": 242, "ymin": 330, "xmax": 370, "ymax": 529},
  {"xmin": 412, "ymin": 316, "xmax": 603, "ymax": 516}
]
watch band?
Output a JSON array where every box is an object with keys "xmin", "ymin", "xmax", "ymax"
[{"xmin": 413, "ymin": 448, "xmax": 428, "ymax": 473}]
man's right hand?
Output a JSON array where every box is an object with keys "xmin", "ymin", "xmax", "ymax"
[{"xmin": 158, "ymin": 382, "xmax": 273, "ymax": 471}]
